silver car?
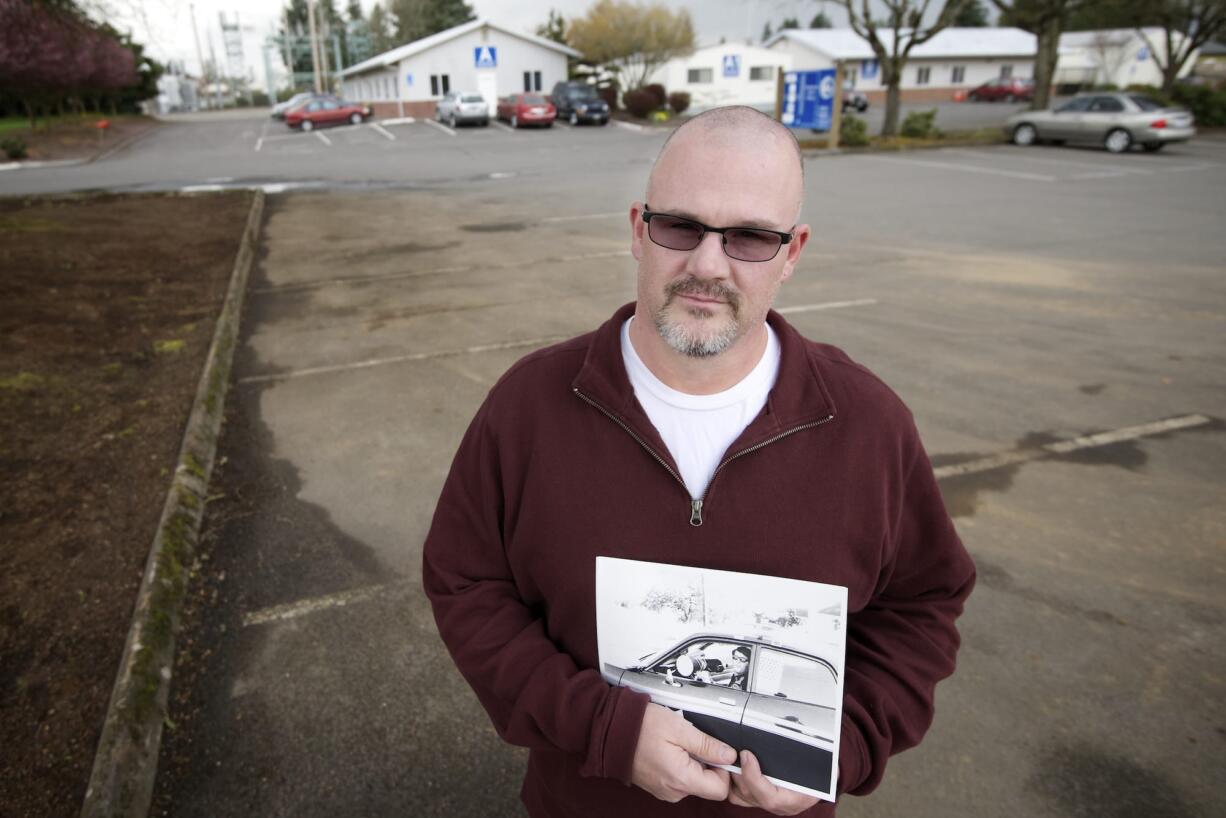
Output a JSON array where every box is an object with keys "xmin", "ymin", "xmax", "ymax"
[
  {"xmin": 435, "ymin": 91, "xmax": 489, "ymax": 127},
  {"xmin": 603, "ymin": 633, "xmax": 840, "ymax": 795},
  {"xmin": 1005, "ymin": 92, "xmax": 1195, "ymax": 153}
]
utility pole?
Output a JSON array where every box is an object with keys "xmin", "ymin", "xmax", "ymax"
[
  {"xmin": 208, "ymin": 32, "xmax": 223, "ymax": 109},
  {"xmin": 190, "ymin": 4, "xmax": 207, "ymax": 111},
  {"xmin": 307, "ymin": 0, "xmax": 322, "ymax": 93}
]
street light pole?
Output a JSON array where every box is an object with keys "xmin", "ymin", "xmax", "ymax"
[{"xmin": 307, "ymin": 0, "xmax": 322, "ymax": 93}]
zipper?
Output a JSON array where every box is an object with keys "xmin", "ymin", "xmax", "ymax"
[{"xmin": 575, "ymin": 387, "xmax": 834, "ymax": 528}]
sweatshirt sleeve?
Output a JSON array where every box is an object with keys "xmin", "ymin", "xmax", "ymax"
[
  {"xmin": 837, "ymin": 420, "xmax": 976, "ymax": 796},
  {"xmin": 421, "ymin": 397, "xmax": 650, "ymax": 784}
]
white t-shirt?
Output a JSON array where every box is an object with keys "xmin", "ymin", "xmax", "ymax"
[{"xmin": 620, "ymin": 317, "xmax": 780, "ymax": 499}]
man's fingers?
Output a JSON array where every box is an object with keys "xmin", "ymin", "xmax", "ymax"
[
  {"xmin": 678, "ymin": 754, "xmax": 730, "ymax": 801},
  {"xmin": 733, "ymin": 751, "xmax": 820, "ymax": 815},
  {"xmin": 676, "ymin": 720, "xmax": 737, "ymax": 766}
]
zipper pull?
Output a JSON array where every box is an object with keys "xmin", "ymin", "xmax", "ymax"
[{"xmin": 690, "ymin": 499, "xmax": 703, "ymax": 527}]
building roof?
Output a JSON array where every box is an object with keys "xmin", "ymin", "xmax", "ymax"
[
  {"xmin": 768, "ymin": 26, "xmax": 1037, "ymax": 61},
  {"xmin": 340, "ymin": 18, "xmax": 581, "ymax": 78},
  {"xmin": 1059, "ymin": 27, "xmax": 1170, "ymax": 48}
]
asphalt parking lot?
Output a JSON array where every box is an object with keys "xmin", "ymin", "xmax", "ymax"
[{"xmin": 6, "ymin": 110, "xmax": 1225, "ymax": 817}]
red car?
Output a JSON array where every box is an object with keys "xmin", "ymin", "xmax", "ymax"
[
  {"xmin": 285, "ymin": 96, "xmax": 372, "ymax": 131},
  {"xmin": 967, "ymin": 77, "xmax": 1034, "ymax": 103},
  {"xmin": 497, "ymin": 93, "xmax": 556, "ymax": 128}
]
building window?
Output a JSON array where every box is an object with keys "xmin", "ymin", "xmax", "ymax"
[
  {"xmin": 916, "ymin": 66, "xmax": 930, "ymax": 85},
  {"xmin": 951, "ymin": 65, "xmax": 965, "ymax": 84},
  {"xmin": 522, "ymin": 70, "xmax": 543, "ymax": 91},
  {"xmin": 687, "ymin": 68, "xmax": 713, "ymax": 84},
  {"xmin": 749, "ymin": 65, "xmax": 774, "ymax": 81},
  {"xmin": 534, "ymin": 70, "xmax": 542, "ymax": 91},
  {"xmin": 1000, "ymin": 64, "xmax": 1013, "ymax": 79},
  {"xmin": 430, "ymin": 74, "xmax": 450, "ymax": 96}
]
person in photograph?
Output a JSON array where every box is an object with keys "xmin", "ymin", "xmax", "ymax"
[
  {"xmin": 726, "ymin": 646, "xmax": 751, "ymax": 691},
  {"xmin": 423, "ymin": 105, "xmax": 976, "ymax": 816}
]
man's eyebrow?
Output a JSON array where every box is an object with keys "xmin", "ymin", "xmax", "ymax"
[{"xmin": 654, "ymin": 206, "xmax": 790, "ymax": 231}]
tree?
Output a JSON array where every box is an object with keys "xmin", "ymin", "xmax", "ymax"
[
  {"xmin": 780, "ymin": 16, "xmax": 801, "ymax": 29},
  {"xmin": 994, "ymin": 0, "xmax": 1096, "ymax": 110},
  {"xmin": 347, "ymin": 0, "xmax": 362, "ymax": 20},
  {"xmin": 762, "ymin": 21, "xmax": 773, "ymax": 42},
  {"xmin": 536, "ymin": 8, "xmax": 566, "ymax": 44},
  {"xmin": 568, "ymin": 0, "xmax": 695, "ymax": 90},
  {"xmin": 367, "ymin": 2, "xmax": 396, "ymax": 54},
  {"xmin": 421, "ymin": 0, "xmax": 474, "ymax": 36},
  {"xmin": 1132, "ymin": 0, "xmax": 1226, "ymax": 93},
  {"xmin": 810, "ymin": 11, "xmax": 833, "ymax": 27},
  {"xmin": 955, "ymin": 0, "xmax": 991, "ymax": 25},
  {"xmin": 841, "ymin": 0, "xmax": 970, "ymax": 136}
]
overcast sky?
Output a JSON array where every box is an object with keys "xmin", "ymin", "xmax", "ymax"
[{"xmin": 101, "ymin": 0, "xmax": 907, "ymax": 89}]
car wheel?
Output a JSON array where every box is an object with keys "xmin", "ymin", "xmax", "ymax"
[
  {"xmin": 481, "ymin": 118, "xmax": 489, "ymax": 127},
  {"xmin": 1105, "ymin": 128, "xmax": 1132, "ymax": 154},
  {"xmin": 300, "ymin": 119, "xmax": 314, "ymax": 132},
  {"xmin": 545, "ymin": 121, "xmax": 553, "ymax": 128},
  {"xmin": 449, "ymin": 113, "xmax": 457, "ymax": 128},
  {"xmin": 349, "ymin": 112, "xmax": 362, "ymax": 125},
  {"xmin": 857, "ymin": 102, "xmax": 868, "ymax": 113},
  {"xmin": 1143, "ymin": 141, "xmax": 1164, "ymax": 152},
  {"xmin": 570, "ymin": 111, "xmax": 578, "ymax": 126},
  {"xmin": 1012, "ymin": 123, "xmax": 1038, "ymax": 146},
  {"xmin": 511, "ymin": 115, "xmax": 518, "ymax": 128}
]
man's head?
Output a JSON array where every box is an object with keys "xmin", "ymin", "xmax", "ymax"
[
  {"xmin": 630, "ymin": 106, "xmax": 810, "ymax": 359},
  {"xmin": 732, "ymin": 646, "xmax": 750, "ymax": 667}
]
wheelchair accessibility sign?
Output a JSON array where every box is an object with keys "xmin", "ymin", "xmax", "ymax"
[
  {"xmin": 475, "ymin": 46, "xmax": 497, "ymax": 68},
  {"xmin": 723, "ymin": 54, "xmax": 740, "ymax": 77}
]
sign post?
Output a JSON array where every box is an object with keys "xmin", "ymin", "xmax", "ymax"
[{"xmin": 829, "ymin": 62, "xmax": 844, "ymax": 150}]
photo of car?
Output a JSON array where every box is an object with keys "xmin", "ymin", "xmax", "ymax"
[
  {"xmin": 550, "ymin": 81, "xmax": 610, "ymax": 125},
  {"xmin": 435, "ymin": 91, "xmax": 490, "ymax": 127},
  {"xmin": 284, "ymin": 97, "xmax": 372, "ymax": 131},
  {"xmin": 1005, "ymin": 92, "xmax": 1196, "ymax": 153},
  {"xmin": 496, "ymin": 93, "xmax": 556, "ymax": 128},
  {"xmin": 967, "ymin": 77, "xmax": 1035, "ymax": 102}
]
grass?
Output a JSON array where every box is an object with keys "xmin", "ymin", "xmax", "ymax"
[{"xmin": 0, "ymin": 112, "xmax": 141, "ymax": 135}]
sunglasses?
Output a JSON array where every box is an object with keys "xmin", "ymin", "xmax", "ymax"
[{"xmin": 642, "ymin": 205, "xmax": 793, "ymax": 263}]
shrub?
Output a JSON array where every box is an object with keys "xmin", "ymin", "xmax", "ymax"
[
  {"xmin": 900, "ymin": 108, "xmax": 940, "ymax": 139},
  {"xmin": 668, "ymin": 91, "xmax": 691, "ymax": 114},
  {"xmin": 1172, "ymin": 83, "xmax": 1226, "ymax": 126},
  {"xmin": 624, "ymin": 88, "xmax": 657, "ymax": 119},
  {"xmin": 2, "ymin": 137, "xmax": 27, "ymax": 160},
  {"xmin": 840, "ymin": 114, "xmax": 868, "ymax": 147},
  {"xmin": 598, "ymin": 84, "xmax": 619, "ymax": 111},
  {"xmin": 644, "ymin": 83, "xmax": 667, "ymax": 109}
]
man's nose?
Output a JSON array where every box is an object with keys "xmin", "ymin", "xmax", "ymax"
[{"xmin": 685, "ymin": 230, "xmax": 729, "ymax": 279}]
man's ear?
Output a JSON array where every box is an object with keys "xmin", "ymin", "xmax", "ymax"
[
  {"xmin": 630, "ymin": 201, "xmax": 645, "ymax": 261},
  {"xmin": 779, "ymin": 223, "xmax": 811, "ymax": 283}
]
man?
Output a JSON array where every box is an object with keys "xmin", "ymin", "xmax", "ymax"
[
  {"xmin": 423, "ymin": 106, "xmax": 975, "ymax": 816},
  {"xmin": 727, "ymin": 646, "xmax": 751, "ymax": 692}
]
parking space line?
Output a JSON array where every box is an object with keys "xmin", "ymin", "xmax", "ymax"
[
  {"xmin": 255, "ymin": 137, "xmax": 263, "ymax": 152},
  {"xmin": 541, "ymin": 211, "xmax": 624, "ymax": 223},
  {"xmin": 948, "ymin": 148, "xmax": 1154, "ymax": 175},
  {"xmin": 776, "ymin": 299, "xmax": 877, "ymax": 314},
  {"xmin": 861, "ymin": 154, "xmax": 1057, "ymax": 182},
  {"xmin": 380, "ymin": 116, "xmax": 416, "ymax": 126},
  {"xmin": 613, "ymin": 120, "xmax": 646, "ymax": 133},
  {"xmin": 1165, "ymin": 162, "xmax": 1214, "ymax": 172},
  {"xmin": 314, "ymin": 131, "xmax": 332, "ymax": 146},
  {"xmin": 370, "ymin": 122, "xmax": 396, "ymax": 141},
  {"xmin": 423, "ymin": 119, "xmax": 456, "ymax": 136},
  {"xmin": 490, "ymin": 119, "xmax": 514, "ymax": 133},
  {"xmin": 241, "ymin": 581, "xmax": 413, "ymax": 627}
]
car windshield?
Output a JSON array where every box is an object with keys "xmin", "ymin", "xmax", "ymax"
[
  {"xmin": 1129, "ymin": 95, "xmax": 1166, "ymax": 111},
  {"xmin": 522, "ymin": 94, "xmax": 547, "ymax": 105},
  {"xmin": 572, "ymin": 87, "xmax": 599, "ymax": 99},
  {"xmin": 461, "ymin": 94, "xmax": 484, "ymax": 103}
]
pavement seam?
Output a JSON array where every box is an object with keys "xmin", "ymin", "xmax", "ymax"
[{"xmin": 79, "ymin": 189, "xmax": 266, "ymax": 818}]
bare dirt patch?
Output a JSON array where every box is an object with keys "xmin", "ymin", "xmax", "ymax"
[
  {"xmin": 0, "ymin": 190, "xmax": 253, "ymax": 817},
  {"xmin": 3, "ymin": 114, "xmax": 161, "ymax": 163}
]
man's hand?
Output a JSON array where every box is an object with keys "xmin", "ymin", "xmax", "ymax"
[
  {"xmin": 728, "ymin": 750, "xmax": 820, "ymax": 815},
  {"xmin": 630, "ymin": 703, "xmax": 736, "ymax": 803}
]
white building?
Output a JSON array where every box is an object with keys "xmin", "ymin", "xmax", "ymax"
[
  {"xmin": 1055, "ymin": 28, "xmax": 1198, "ymax": 90},
  {"xmin": 644, "ymin": 43, "xmax": 792, "ymax": 113},
  {"xmin": 338, "ymin": 18, "xmax": 580, "ymax": 119},
  {"xmin": 767, "ymin": 27, "xmax": 1037, "ymax": 103}
]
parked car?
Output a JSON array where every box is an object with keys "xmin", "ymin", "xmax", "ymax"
[
  {"xmin": 603, "ymin": 633, "xmax": 840, "ymax": 795},
  {"xmin": 968, "ymin": 77, "xmax": 1034, "ymax": 102},
  {"xmin": 284, "ymin": 97, "xmax": 372, "ymax": 131},
  {"xmin": 1005, "ymin": 92, "xmax": 1196, "ymax": 153},
  {"xmin": 497, "ymin": 93, "xmax": 556, "ymax": 128},
  {"xmin": 271, "ymin": 92, "xmax": 317, "ymax": 120},
  {"xmin": 550, "ymin": 81, "xmax": 610, "ymax": 125},
  {"xmin": 842, "ymin": 90, "xmax": 869, "ymax": 113},
  {"xmin": 436, "ymin": 91, "xmax": 490, "ymax": 127}
]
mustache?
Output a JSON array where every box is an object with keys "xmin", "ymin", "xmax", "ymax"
[{"xmin": 664, "ymin": 277, "xmax": 740, "ymax": 313}]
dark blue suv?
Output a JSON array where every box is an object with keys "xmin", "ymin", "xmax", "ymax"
[{"xmin": 550, "ymin": 81, "xmax": 609, "ymax": 126}]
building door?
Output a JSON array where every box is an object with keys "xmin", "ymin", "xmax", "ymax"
[{"xmin": 477, "ymin": 72, "xmax": 498, "ymax": 111}]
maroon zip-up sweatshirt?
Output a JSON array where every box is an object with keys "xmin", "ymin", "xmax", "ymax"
[{"xmin": 422, "ymin": 303, "xmax": 975, "ymax": 817}]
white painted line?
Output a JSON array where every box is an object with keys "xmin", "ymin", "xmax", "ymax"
[
  {"xmin": 380, "ymin": 116, "xmax": 416, "ymax": 126},
  {"xmin": 948, "ymin": 148, "xmax": 1154, "ymax": 175},
  {"xmin": 864, "ymin": 154, "xmax": 1056, "ymax": 182},
  {"xmin": 541, "ymin": 211, "xmax": 624, "ymax": 223},
  {"xmin": 0, "ymin": 158, "xmax": 83, "ymax": 172},
  {"xmin": 242, "ymin": 582, "xmax": 410, "ymax": 627},
  {"xmin": 490, "ymin": 119, "xmax": 515, "ymax": 133},
  {"xmin": 1165, "ymin": 162, "xmax": 1213, "ymax": 172},
  {"xmin": 314, "ymin": 131, "xmax": 332, "ymax": 146},
  {"xmin": 238, "ymin": 335, "xmax": 571, "ymax": 384},
  {"xmin": 370, "ymin": 122, "xmax": 396, "ymax": 141},
  {"xmin": 613, "ymin": 120, "xmax": 645, "ymax": 132},
  {"xmin": 488, "ymin": 171, "xmax": 516, "ymax": 179},
  {"xmin": 180, "ymin": 184, "xmax": 225, "ymax": 193},
  {"xmin": 254, "ymin": 137, "xmax": 263, "ymax": 152},
  {"xmin": 1070, "ymin": 170, "xmax": 1136, "ymax": 180},
  {"xmin": 423, "ymin": 118, "xmax": 456, "ymax": 136},
  {"xmin": 776, "ymin": 298, "xmax": 878, "ymax": 314},
  {"xmin": 933, "ymin": 414, "xmax": 1212, "ymax": 479}
]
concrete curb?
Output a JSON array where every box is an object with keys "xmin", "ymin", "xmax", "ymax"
[{"xmin": 79, "ymin": 189, "xmax": 266, "ymax": 818}]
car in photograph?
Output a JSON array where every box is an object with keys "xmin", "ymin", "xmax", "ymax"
[
  {"xmin": 284, "ymin": 97, "xmax": 372, "ymax": 131},
  {"xmin": 497, "ymin": 93, "xmax": 556, "ymax": 128},
  {"xmin": 1005, "ymin": 92, "xmax": 1196, "ymax": 153},
  {"xmin": 435, "ymin": 91, "xmax": 490, "ymax": 127},
  {"xmin": 603, "ymin": 633, "xmax": 840, "ymax": 795},
  {"xmin": 271, "ymin": 92, "xmax": 317, "ymax": 120},
  {"xmin": 550, "ymin": 81, "xmax": 610, "ymax": 125},
  {"xmin": 967, "ymin": 77, "xmax": 1035, "ymax": 102}
]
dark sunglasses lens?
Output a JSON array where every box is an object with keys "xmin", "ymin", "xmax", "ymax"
[
  {"xmin": 649, "ymin": 215, "xmax": 704, "ymax": 251},
  {"xmin": 724, "ymin": 228, "xmax": 783, "ymax": 262}
]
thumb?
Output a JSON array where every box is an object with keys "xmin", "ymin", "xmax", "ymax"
[{"xmin": 676, "ymin": 720, "xmax": 737, "ymax": 766}]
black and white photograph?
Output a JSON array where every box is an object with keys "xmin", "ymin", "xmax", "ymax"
[{"xmin": 596, "ymin": 557, "xmax": 848, "ymax": 801}]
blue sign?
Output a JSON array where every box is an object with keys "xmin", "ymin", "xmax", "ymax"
[
  {"xmin": 475, "ymin": 46, "xmax": 497, "ymax": 68},
  {"xmin": 405, "ymin": 73, "xmax": 413, "ymax": 86},
  {"xmin": 1137, "ymin": 46, "xmax": 1149, "ymax": 61},
  {"xmin": 722, "ymin": 54, "xmax": 740, "ymax": 78},
  {"xmin": 782, "ymin": 69, "xmax": 836, "ymax": 131},
  {"xmin": 861, "ymin": 59, "xmax": 879, "ymax": 80}
]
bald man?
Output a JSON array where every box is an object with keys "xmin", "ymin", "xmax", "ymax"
[{"xmin": 423, "ymin": 106, "xmax": 975, "ymax": 816}]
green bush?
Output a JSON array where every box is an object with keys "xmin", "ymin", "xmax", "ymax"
[
  {"xmin": 624, "ymin": 88, "xmax": 657, "ymax": 119},
  {"xmin": 1172, "ymin": 84, "xmax": 1226, "ymax": 126},
  {"xmin": 840, "ymin": 114, "xmax": 868, "ymax": 147},
  {"xmin": 644, "ymin": 83, "xmax": 667, "ymax": 109},
  {"xmin": 1, "ymin": 136, "xmax": 27, "ymax": 160},
  {"xmin": 668, "ymin": 91, "xmax": 691, "ymax": 114},
  {"xmin": 900, "ymin": 108, "xmax": 941, "ymax": 139}
]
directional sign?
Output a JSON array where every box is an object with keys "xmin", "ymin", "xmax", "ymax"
[
  {"xmin": 782, "ymin": 69, "xmax": 836, "ymax": 131},
  {"xmin": 723, "ymin": 54, "xmax": 740, "ymax": 78},
  {"xmin": 475, "ymin": 46, "xmax": 497, "ymax": 68}
]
